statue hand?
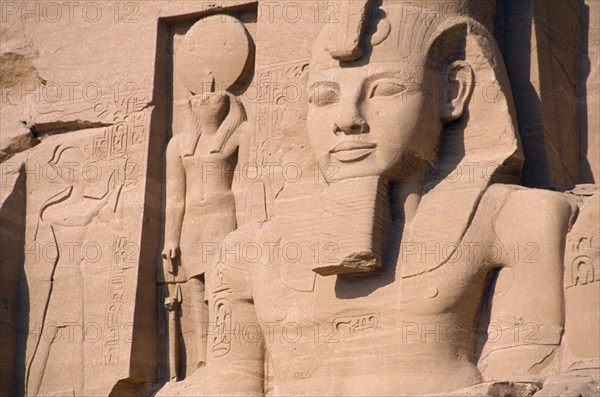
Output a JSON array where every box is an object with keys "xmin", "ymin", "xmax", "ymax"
[{"xmin": 162, "ymin": 244, "xmax": 180, "ymax": 260}]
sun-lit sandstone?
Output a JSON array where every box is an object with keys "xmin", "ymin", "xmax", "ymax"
[{"xmin": 0, "ymin": 1, "xmax": 598, "ymax": 396}]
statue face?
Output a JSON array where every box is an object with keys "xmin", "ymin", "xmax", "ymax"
[
  {"xmin": 307, "ymin": 61, "xmax": 440, "ymax": 182},
  {"xmin": 190, "ymin": 92, "xmax": 229, "ymax": 133}
]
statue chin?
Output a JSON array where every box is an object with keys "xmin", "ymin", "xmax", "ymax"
[
  {"xmin": 315, "ymin": 154, "xmax": 387, "ymax": 184},
  {"xmin": 313, "ymin": 175, "xmax": 390, "ymax": 277}
]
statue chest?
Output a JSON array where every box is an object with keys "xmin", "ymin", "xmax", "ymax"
[{"xmin": 252, "ymin": 246, "xmax": 487, "ymax": 340}]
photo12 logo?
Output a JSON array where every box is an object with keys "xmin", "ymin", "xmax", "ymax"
[{"xmin": 1, "ymin": 2, "xmax": 139, "ymax": 24}]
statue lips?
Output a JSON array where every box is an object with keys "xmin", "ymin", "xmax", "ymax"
[{"xmin": 330, "ymin": 141, "xmax": 377, "ymax": 162}]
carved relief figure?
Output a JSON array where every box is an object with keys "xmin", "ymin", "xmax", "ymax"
[
  {"xmin": 26, "ymin": 145, "xmax": 123, "ymax": 396},
  {"xmin": 202, "ymin": 2, "xmax": 585, "ymax": 396}
]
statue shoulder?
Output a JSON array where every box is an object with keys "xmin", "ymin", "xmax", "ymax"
[
  {"xmin": 500, "ymin": 185, "xmax": 578, "ymax": 221},
  {"xmin": 482, "ymin": 183, "xmax": 577, "ymax": 221},
  {"xmin": 166, "ymin": 133, "xmax": 184, "ymax": 156},
  {"xmin": 488, "ymin": 184, "xmax": 578, "ymax": 254}
]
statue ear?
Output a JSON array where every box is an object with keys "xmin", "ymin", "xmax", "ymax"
[{"xmin": 441, "ymin": 60, "xmax": 474, "ymax": 123}]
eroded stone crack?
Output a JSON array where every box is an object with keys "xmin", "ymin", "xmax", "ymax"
[{"xmin": 29, "ymin": 120, "xmax": 113, "ymax": 139}]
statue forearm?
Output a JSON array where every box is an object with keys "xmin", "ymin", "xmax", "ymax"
[
  {"xmin": 164, "ymin": 137, "xmax": 186, "ymax": 247},
  {"xmin": 164, "ymin": 205, "xmax": 184, "ymax": 246}
]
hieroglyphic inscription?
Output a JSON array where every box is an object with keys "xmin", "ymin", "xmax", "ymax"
[
  {"xmin": 102, "ymin": 236, "xmax": 136, "ymax": 365},
  {"xmin": 92, "ymin": 110, "xmax": 148, "ymax": 161},
  {"xmin": 255, "ymin": 60, "xmax": 309, "ymax": 140},
  {"xmin": 567, "ymin": 237, "xmax": 600, "ymax": 288},
  {"xmin": 334, "ymin": 313, "xmax": 379, "ymax": 335},
  {"xmin": 211, "ymin": 298, "xmax": 232, "ymax": 358}
]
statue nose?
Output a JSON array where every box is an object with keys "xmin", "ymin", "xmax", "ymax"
[{"xmin": 332, "ymin": 114, "xmax": 369, "ymax": 135}]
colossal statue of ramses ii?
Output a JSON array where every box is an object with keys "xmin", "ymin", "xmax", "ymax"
[{"xmin": 198, "ymin": 1, "xmax": 597, "ymax": 396}]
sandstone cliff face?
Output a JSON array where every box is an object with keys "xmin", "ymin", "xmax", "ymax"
[
  {"xmin": 579, "ymin": 0, "xmax": 600, "ymax": 184},
  {"xmin": 0, "ymin": 18, "xmax": 41, "ymax": 162},
  {"xmin": 0, "ymin": 1, "xmax": 598, "ymax": 396}
]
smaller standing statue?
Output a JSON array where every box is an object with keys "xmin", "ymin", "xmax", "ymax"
[{"xmin": 162, "ymin": 13, "xmax": 252, "ymax": 380}]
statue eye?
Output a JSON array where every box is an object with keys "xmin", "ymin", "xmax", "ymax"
[
  {"xmin": 308, "ymin": 81, "xmax": 340, "ymax": 107},
  {"xmin": 368, "ymin": 79, "xmax": 407, "ymax": 98}
]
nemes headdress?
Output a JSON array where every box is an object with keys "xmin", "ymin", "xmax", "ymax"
[{"xmin": 312, "ymin": 0, "xmax": 523, "ymax": 277}]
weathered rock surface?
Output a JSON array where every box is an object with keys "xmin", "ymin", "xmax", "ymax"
[{"xmin": 0, "ymin": 1, "xmax": 598, "ymax": 396}]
